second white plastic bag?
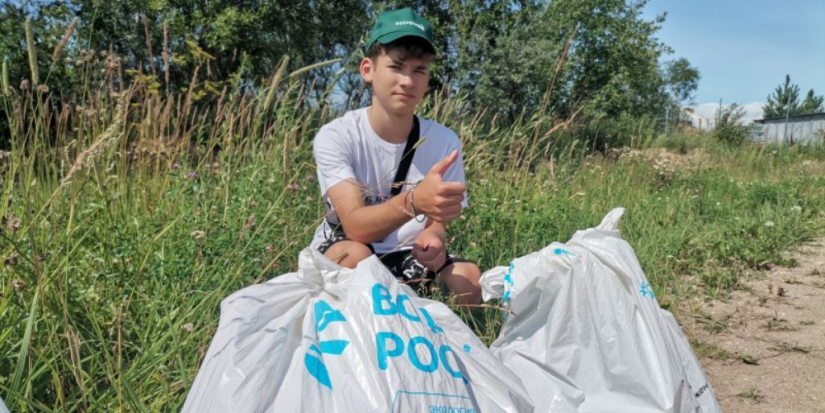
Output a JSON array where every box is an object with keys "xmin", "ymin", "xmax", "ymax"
[{"xmin": 481, "ymin": 208, "xmax": 722, "ymax": 413}]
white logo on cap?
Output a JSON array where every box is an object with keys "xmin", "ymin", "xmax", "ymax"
[{"xmin": 396, "ymin": 21, "xmax": 425, "ymax": 31}]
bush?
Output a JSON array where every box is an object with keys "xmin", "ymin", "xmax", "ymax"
[{"xmin": 713, "ymin": 104, "xmax": 760, "ymax": 146}]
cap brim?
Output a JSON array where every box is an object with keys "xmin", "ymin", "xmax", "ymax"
[{"xmin": 376, "ymin": 32, "xmax": 437, "ymax": 56}]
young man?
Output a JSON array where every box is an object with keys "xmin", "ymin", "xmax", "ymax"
[{"xmin": 310, "ymin": 7, "xmax": 481, "ymax": 304}]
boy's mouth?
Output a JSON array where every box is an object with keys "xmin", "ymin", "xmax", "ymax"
[{"xmin": 395, "ymin": 93, "xmax": 415, "ymax": 101}]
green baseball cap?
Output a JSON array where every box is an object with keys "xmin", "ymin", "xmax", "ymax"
[{"xmin": 367, "ymin": 8, "xmax": 435, "ymax": 53}]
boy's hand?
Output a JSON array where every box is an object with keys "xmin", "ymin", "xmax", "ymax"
[
  {"xmin": 412, "ymin": 230, "xmax": 446, "ymax": 273},
  {"xmin": 414, "ymin": 150, "xmax": 465, "ymax": 223}
]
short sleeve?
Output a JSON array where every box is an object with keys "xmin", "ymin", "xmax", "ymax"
[{"xmin": 313, "ymin": 127, "xmax": 356, "ymax": 197}]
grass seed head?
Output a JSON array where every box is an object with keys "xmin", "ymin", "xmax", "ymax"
[
  {"xmin": 25, "ymin": 19, "xmax": 39, "ymax": 86},
  {"xmin": 52, "ymin": 17, "xmax": 78, "ymax": 63},
  {"xmin": 1, "ymin": 56, "xmax": 9, "ymax": 96}
]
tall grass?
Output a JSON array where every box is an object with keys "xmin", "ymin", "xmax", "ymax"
[{"xmin": 2, "ymin": 42, "xmax": 825, "ymax": 412}]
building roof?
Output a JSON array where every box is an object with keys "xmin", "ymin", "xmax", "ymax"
[{"xmin": 755, "ymin": 111, "xmax": 825, "ymax": 123}]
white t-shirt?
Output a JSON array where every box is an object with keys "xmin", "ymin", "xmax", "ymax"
[{"xmin": 310, "ymin": 107, "xmax": 468, "ymax": 254}]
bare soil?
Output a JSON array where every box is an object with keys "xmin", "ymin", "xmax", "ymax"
[{"xmin": 682, "ymin": 238, "xmax": 825, "ymax": 413}]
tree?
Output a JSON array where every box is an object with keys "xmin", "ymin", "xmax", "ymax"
[
  {"xmin": 799, "ymin": 89, "xmax": 824, "ymax": 114},
  {"xmin": 763, "ymin": 75, "xmax": 824, "ymax": 118},
  {"xmin": 763, "ymin": 75, "xmax": 801, "ymax": 118},
  {"xmin": 1, "ymin": 0, "xmax": 691, "ymax": 135},
  {"xmin": 459, "ymin": 2, "xmax": 555, "ymax": 119},
  {"xmin": 73, "ymin": 0, "xmax": 371, "ymax": 87},
  {"xmin": 663, "ymin": 57, "xmax": 700, "ymax": 106},
  {"xmin": 542, "ymin": 0, "xmax": 673, "ymax": 119},
  {"xmin": 660, "ymin": 57, "xmax": 699, "ymax": 133}
]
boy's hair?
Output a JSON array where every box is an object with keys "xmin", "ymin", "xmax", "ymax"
[{"xmin": 366, "ymin": 36, "xmax": 436, "ymax": 62}]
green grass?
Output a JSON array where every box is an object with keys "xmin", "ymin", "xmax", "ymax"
[{"xmin": 2, "ymin": 70, "xmax": 825, "ymax": 411}]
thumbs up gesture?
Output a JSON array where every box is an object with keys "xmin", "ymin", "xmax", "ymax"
[{"xmin": 412, "ymin": 150, "xmax": 466, "ymax": 223}]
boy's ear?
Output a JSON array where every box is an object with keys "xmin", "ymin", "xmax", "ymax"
[{"xmin": 360, "ymin": 57, "xmax": 374, "ymax": 83}]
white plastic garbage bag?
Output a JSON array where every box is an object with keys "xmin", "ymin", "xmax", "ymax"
[
  {"xmin": 480, "ymin": 208, "xmax": 722, "ymax": 413},
  {"xmin": 0, "ymin": 396, "xmax": 9, "ymax": 413},
  {"xmin": 182, "ymin": 248, "xmax": 535, "ymax": 413}
]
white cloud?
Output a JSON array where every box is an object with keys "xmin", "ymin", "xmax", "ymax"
[
  {"xmin": 687, "ymin": 101, "xmax": 765, "ymax": 126},
  {"xmin": 740, "ymin": 102, "xmax": 765, "ymax": 123}
]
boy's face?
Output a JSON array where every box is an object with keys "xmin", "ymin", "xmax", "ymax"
[{"xmin": 361, "ymin": 47, "xmax": 432, "ymax": 116}]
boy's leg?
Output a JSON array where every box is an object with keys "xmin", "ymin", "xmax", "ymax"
[
  {"xmin": 437, "ymin": 261, "xmax": 482, "ymax": 305},
  {"xmin": 322, "ymin": 240, "xmax": 374, "ymax": 269},
  {"xmin": 317, "ymin": 224, "xmax": 374, "ymax": 268},
  {"xmin": 380, "ymin": 250, "xmax": 482, "ymax": 304}
]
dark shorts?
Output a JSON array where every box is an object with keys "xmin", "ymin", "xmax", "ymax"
[{"xmin": 317, "ymin": 223, "xmax": 472, "ymax": 295}]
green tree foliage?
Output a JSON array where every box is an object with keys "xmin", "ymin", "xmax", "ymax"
[
  {"xmin": 72, "ymin": 0, "xmax": 371, "ymax": 87},
  {"xmin": 450, "ymin": 1, "xmax": 551, "ymax": 119},
  {"xmin": 1, "ymin": 0, "xmax": 698, "ymax": 142},
  {"xmin": 660, "ymin": 57, "xmax": 700, "ymax": 134},
  {"xmin": 663, "ymin": 57, "xmax": 700, "ymax": 106},
  {"xmin": 763, "ymin": 75, "xmax": 800, "ymax": 119},
  {"xmin": 762, "ymin": 74, "xmax": 823, "ymax": 118},
  {"xmin": 544, "ymin": 0, "xmax": 672, "ymax": 119},
  {"xmin": 799, "ymin": 89, "xmax": 824, "ymax": 114}
]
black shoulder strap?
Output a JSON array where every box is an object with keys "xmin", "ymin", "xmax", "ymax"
[{"xmin": 391, "ymin": 116, "xmax": 420, "ymax": 196}]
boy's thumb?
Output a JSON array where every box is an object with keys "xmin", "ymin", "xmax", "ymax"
[{"xmin": 429, "ymin": 149, "xmax": 458, "ymax": 177}]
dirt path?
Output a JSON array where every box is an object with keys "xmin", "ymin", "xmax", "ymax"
[{"xmin": 682, "ymin": 238, "xmax": 825, "ymax": 413}]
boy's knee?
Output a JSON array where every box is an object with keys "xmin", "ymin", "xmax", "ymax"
[
  {"xmin": 440, "ymin": 262, "xmax": 482, "ymax": 304},
  {"xmin": 324, "ymin": 241, "xmax": 373, "ymax": 269}
]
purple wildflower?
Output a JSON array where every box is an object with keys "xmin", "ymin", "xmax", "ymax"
[
  {"xmin": 289, "ymin": 183, "xmax": 300, "ymax": 191},
  {"xmin": 171, "ymin": 162, "xmax": 180, "ymax": 170},
  {"xmin": 186, "ymin": 171, "xmax": 199, "ymax": 179},
  {"xmin": 305, "ymin": 174, "xmax": 315, "ymax": 182}
]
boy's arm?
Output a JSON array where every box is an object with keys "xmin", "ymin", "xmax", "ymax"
[
  {"xmin": 411, "ymin": 220, "xmax": 448, "ymax": 272},
  {"xmin": 328, "ymin": 150, "xmax": 465, "ymax": 244},
  {"xmin": 325, "ymin": 179, "xmax": 415, "ymax": 244}
]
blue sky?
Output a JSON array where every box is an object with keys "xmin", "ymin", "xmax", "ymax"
[{"xmin": 643, "ymin": 0, "xmax": 825, "ymax": 119}]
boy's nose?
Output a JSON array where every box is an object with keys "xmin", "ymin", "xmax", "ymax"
[{"xmin": 398, "ymin": 73, "xmax": 414, "ymax": 88}]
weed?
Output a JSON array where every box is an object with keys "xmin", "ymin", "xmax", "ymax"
[
  {"xmin": 766, "ymin": 314, "xmax": 796, "ymax": 332},
  {"xmin": 739, "ymin": 388, "xmax": 763, "ymax": 401},
  {"xmin": 691, "ymin": 339, "xmax": 731, "ymax": 361},
  {"xmin": 693, "ymin": 310, "xmax": 730, "ymax": 334},
  {"xmin": 738, "ymin": 353, "xmax": 759, "ymax": 365}
]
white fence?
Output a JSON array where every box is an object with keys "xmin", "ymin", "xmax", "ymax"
[{"xmin": 753, "ymin": 113, "xmax": 825, "ymax": 145}]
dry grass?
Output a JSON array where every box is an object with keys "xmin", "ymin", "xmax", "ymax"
[{"xmin": 51, "ymin": 17, "xmax": 78, "ymax": 63}]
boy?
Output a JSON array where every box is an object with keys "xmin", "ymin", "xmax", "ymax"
[{"xmin": 310, "ymin": 7, "xmax": 481, "ymax": 304}]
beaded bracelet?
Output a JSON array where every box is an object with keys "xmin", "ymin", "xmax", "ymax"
[{"xmin": 403, "ymin": 185, "xmax": 415, "ymax": 217}]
